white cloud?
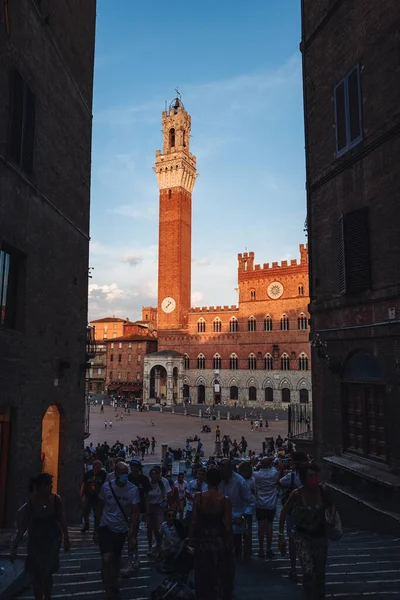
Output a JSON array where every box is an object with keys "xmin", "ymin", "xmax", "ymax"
[
  {"xmin": 89, "ymin": 283, "xmax": 124, "ymax": 302},
  {"xmin": 122, "ymin": 254, "xmax": 143, "ymax": 267},
  {"xmin": 110, "ymin": 204, "xmax": 157, "ymax": 219},
  {"xmin": 191, "ymin": 291, "xmax": 204, "ymax": 306}
]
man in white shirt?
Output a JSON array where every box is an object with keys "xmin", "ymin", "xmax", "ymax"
[
  {"xmin": 254, "ymin": 456, "xmax": 279, "ymax": 558},
  {"xmin": 95, "ymin": 462, "xmax": 140, "ymax": 599},
  {"xmin": 185, "ymin": 469, "xmax": 207, "ymax": 523}
]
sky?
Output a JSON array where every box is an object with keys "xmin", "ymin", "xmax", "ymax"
[{"xmin": 88, "ymin": 0, "xmax": 306, "ymax": 321}]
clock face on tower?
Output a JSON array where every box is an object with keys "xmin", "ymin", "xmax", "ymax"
[
  {"xmin": 161, "ymin": 297, "xmax": 176, "ymax": 313},
  {"xmin": 267, "ymin": 281, "xmax": 284, "ymax": 299}
]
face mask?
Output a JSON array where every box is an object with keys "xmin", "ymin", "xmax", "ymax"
[
  {"xmin": 308, "ymin": 475, "xmax": 319, "ymax": 488},
  {"xmin": 118, "ymin": 474, "xmax": 129, "ymax": 485}
]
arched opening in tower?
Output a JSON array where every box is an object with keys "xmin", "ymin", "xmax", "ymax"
[
  {"xmin": 41, "ymin": 405, "xmax": 61, "ymax": 493},
  {"xmin": 169, "ymin": 128, "xmax": 175, "ymax": 148}
]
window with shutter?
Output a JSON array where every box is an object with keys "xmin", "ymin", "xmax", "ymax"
[
  {"xmin": 9, "ymin": 70, "xmax": 36, "ymax": 175},
  {"xmin": 334, "ymin": 65, "xmax": 362, "ymax": 156},
  {"xmin": 338, "ymin": 208, "xmax": 371, "ymax": 295}
]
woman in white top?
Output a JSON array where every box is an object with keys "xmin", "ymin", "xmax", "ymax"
[{"xmin": 146, "ymin": 468, "xmax": 171, "ymax": 555}]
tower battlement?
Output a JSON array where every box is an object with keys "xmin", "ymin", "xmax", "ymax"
[
  {"xmin": 189, "ymin": 305, "xmax": 238, "ymax": 313},
  {"xmin": 238, "ymin": 244, "xmax": 308, "ymax": 274}
]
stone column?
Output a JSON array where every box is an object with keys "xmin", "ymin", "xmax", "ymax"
[
  {"xmin": 166, "ymin": 373, "xmax": 173, "ymax": 405},
  {"xmin": 155, "ymin": 370, "xmax": 160, "ymax": 400},
  {"xmin": 177, "ymin": 372, "xmax": 184, "ymax": 404}
]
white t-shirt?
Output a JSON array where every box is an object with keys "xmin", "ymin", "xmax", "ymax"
[
  {"xmin": 254, "ymin": 468, "xmax": 279, "ymax": 510},
  {"xmin": 99, "ymin": 480, "xmax": 140, "ymax": 533},
  {"xmin": 186, "ymin": 480, "xmax": 208, "ymax": 512},
  {"xmin": 159, "ymin": 521, "xmax": 182, "ymax": 550},
  {"xmin": 148, "ymin": 477, "xmax": 171, "ymax": 505},
  {"xmin": 175, "ymin": 480, "xmax": 188, "ymax": 500}
]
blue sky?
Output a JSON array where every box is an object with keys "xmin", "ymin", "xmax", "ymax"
[{"xmin": 89, "ymin": 0, "xmax": 306, "ymax": 320}]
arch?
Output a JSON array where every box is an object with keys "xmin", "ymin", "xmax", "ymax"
[
  {"xmin": 280, "ymin": 313, "xmax": 289, "ymax": 331},
  {"xmin": 264, "ymin": 315, "xmax": 273, "ymax": 331},
  {"xmin": 248, "ymin": 315, "xmax": 257, "ymax": 332},
  {"xmin": 229, "ymin": 317, "xmax": 238, "ymax": 332},
  {"xmin": 197, "ymin": 353, "xmax": 206, "ymax": 370},
  {"xmin": 197, "ymin": 318, "xmax": 206, "ymax": 333},
  {"xmin": 296, "ymin": 378, "xmax": 311, "ymax": 391},
  {"xmin": 230, "ymin": 385, "xmax": 239, "ymax": 401},
  {"xmin": 279, "ymin": 378, "xmax": 292, "ymax": 390},
  {"xmin": 249, "ymin": 386, "xmax": 257, "ymax": 402},
  {"xmin": 197, "ymin": 384, "xmax": 205, "ymax": 404},
  {"xmin": 342, "ymin": 350, "xmax": 385, "ymax": 383},
  {"xmin": 183, "ymin": 376, "xmax": 191, "ymax": 386},
  {"xmin": 264, "ymin": 353, "xmax": 273, "ymax": 370},
  {"xmin": 300, "ymin": 389, "xmax": 309, "ymax": 404},
  {"xmin": 298, "ymin": 312, "xmax": 308, "ymax": 330},
  {"xmin": 213, "ymin": 317, "xmax": 222, "ymax": 333},
  {"xmin": 248, "ymin": 353, "xmax": 257, "ymax": 370},
  {"xmin": 282, "ymin": 388, "xmax": 291, "ymax": 403},
  {"xmin": 183, "ymin": 384, "xmax": 190, "ymax": 399},
  {"xmin": 281, "ymin": 352, "xmax": 290, "ymax": 370},
  {"xmin": 195, "ymin": 376, "xmax": 206, "ymax": 386},
  {"xmin": 229, "ymin": 353, "xmax": 238, "ymax": 370},
  {"xmin": 262, "ymin": 378, "xmax": 274, "ymax": 389},
  {"xmin": 169, "ymin": 128, "xmax": 175, "ymax": 147},
  {"xmin": 246, "ymin": 377, "xmax": 258, "ymax": 389},
  {"xmin": 298, "ymin": 353, "xmax": 309, "ymax": 371},
  {"xmin": 184, "ymin": 354, "xmax": 190, "ymax": 369},
  {"xmin": 41, "ymin": 405, "xmax": 62, "ymax": 493},
  {"xmin": 150, "ymin": 365, "xmax": 167, "ymax": 400},
  {"xmin": 213, "ymin": 353, "xmax": 222, "ymax": 370},
  {"xmin": 265, "ymin": 387, "xmax": 274, "ymax": 403}
]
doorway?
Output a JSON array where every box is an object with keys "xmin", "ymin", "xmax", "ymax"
[
  {"xmin": 197, "ymin": 384, "xmax": 205, "ymax": 404},
  {"xmin": 41, "ymin": 405, "xmax": 61, "ymax": 493}
]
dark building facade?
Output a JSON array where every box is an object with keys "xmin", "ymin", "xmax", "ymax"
[
  {"xmin": 302, "ymin": 0, "xmax": 400, "ymax": 525},
  {"xmin": 0, "ymin": 0, "xmax": 96, "ymax": 525}
]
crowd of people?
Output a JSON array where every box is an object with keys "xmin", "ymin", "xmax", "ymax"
[{"xmin": 11, "ymin": 423, "xmax": 338, "ymax": 600}]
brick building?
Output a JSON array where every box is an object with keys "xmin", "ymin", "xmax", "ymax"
[
  {"xmin": 0, "ymin": 1, "xmax": 96, "ymax": 525},
  {"xmin": 143, "ymin": 98, "xmax": 311, "ymax": 407},
  {"xmin": 302, "ymin": 0, "xmax": 400, "ymax": 520},
  {"xmin": 105, "ymin": 335, "xmax": 157, "ymax": 399}
]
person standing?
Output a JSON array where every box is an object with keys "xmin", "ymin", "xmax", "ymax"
[
  {"xmin": 215, "ymin": 424, "xmax": 221, "ymax": 442},
  {"xmin": 190, "ymin": 467, "xmax": 235, "ymax": 600},
  {"xmin": 146, "ymin": 468, "xmax": 171, "ymax": 555},
  {"xmin": 151, "ymin": 437, "xmax": 156, "ymax": 454},
  {"xmin": 94, "ymin": 462, "xmax": 140, "ymax": 600},
  {"xmin": 11, "ymin": 473, "xmax": 70, "ymax": 600},
  {"xmin": 279, "ymin": 463, "xmax": 335, "ymax": 599},
  {"xmin": 218, "ymin": 459, "xmax": 255, "ymax": 559},
  {"xmin": 175, "ymin": 473, "xmax": 189, "ymax": 520},
  {"xmin": 109, "ymin": 420, "xmax": 112, "ymax": 428},
  {"xmin": 80, "ymin": 460, "xmax": 107, "ymax": 533},
  {"xmin": 237, "ymin": 461, "xmax": 255, "ymax": 558},
  {"xmin": 253, "ymin": 457, "xmax": 279, "ymax": 558},
  {"xmin": 185, "ymin": 468, "xmax": 208, "ymax": 524}
]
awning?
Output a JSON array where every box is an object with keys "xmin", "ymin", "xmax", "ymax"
[
  {"xmin": 107, "ymin": 384, "xmax": 121, "ymax": 392},
  {"xmin": 119, "ymin": 384, "xmax": 142, "ymax": 392}
]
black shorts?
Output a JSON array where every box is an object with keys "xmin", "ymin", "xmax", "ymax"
[
  {"xmin": 98, "ymin": 526, "xmax": 127, "ymax": 558},
  {"xmin": 256, "ymin": 508, "xmax": 276, "ymax": 522}
]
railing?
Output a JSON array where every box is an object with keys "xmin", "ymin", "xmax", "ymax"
[{"xmin": 288, "ymin": 403, "xmax": 312, "ymax": 438}]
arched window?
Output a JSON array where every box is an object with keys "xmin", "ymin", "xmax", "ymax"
[
  {"xmin": 213, "ymin": 318, "xmax": 222, "ymax": 333},
  {"xmin": 281, "ymin": 353, "xmax": 290, "ymax": 370},
  {"xmin": 230, "ymin": 385, "xmax": 238, "ymax": 400},
  {"xmin": 298, "ymin": 285, "xmax": 304, "ymax": 295},
  {"xmin": 265, "ymin": 387, "xmax": 273, "ymax": 403},
  {"xmin": 197, "ymin": 318, "xmax": 206, "ymax": 333},
  {"xmin": 248, "ymin": 353, "xmax": 257, "ymax": 370},
  {"xmin": 280, "ymin": 314, "xmax": 289, "ymax": 331},
  {"xmin": 249, "ymin": 386, "xmax": 257, "ymax": 402},
  {"xmin": 248, "ymin": 316, "xmax": 257, "ymax": 332},
  {"xmin": 229, "ymin": 317, "xmax": 238, "ymax": 332},
  {"xmin": 300, "ymin": 389, "xmax": 309, "ymax": 404},
  {"xmin": 250, "ymin": 289, "xmax": 256, "ymax": 300},
  {"xmin": 298, "ymin": 313, "xmax": 308, "ymax": 330},
  {"xmin": 298, "ymin": 353, "xmax": 309, "ymax": 371},
  {"xmin": 282, "ymin": 388, "xmax": 291, "ymax": 403},
  {"xmin": 197, "ymin": 354, "xmax": 205, "ymax": 370},
  {"xmin": 264, "ymin": 315, "xmax": 272, "ymax": 331},
  {"xmin": 213, "ymin": 354, "xmax": 222, "ymax": 370},
  {"xmin": 184, "ymin": 354, "xmax": 190, "ymax": 369},
  {"xmin": 183, "ymin": 130, "xmax": 186, "ymax": 147},
  {"xmin": 169, "ymin": 128, "xmax": 175, "ymax": 147},
  {"xmin": 264, "ymin": 353, "xmax": 273, "ymax": 370},
  {"xmin": 229, "ymin": 354, "xmax": 238, "ymax": 370}
]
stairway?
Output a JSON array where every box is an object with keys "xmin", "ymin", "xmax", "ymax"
[{"xmin": 13, "ymin": 524, "xmax": 400, "ymax": 599}]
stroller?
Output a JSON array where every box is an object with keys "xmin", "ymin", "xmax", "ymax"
[{"xmin": 150, "ymin": 541, "xmax": 195, "ymax": 600}]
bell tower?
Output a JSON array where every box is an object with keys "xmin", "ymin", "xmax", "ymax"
[{"xmin": 154, "ymin": 97, "xmax": 197, "ymax": 330}]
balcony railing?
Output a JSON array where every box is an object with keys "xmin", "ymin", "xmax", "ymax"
[{"xmin": 287, "ymin": 403, "xmax": 312, "ymax": 439}]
